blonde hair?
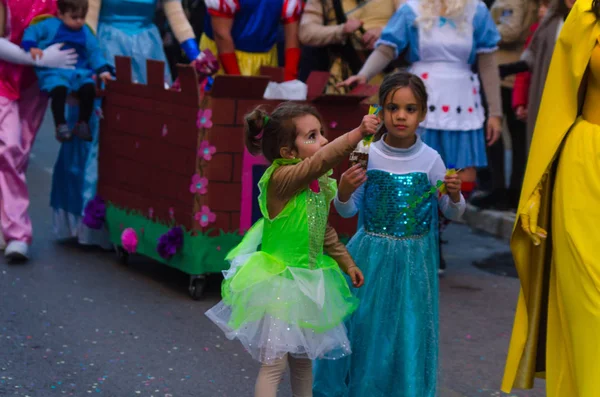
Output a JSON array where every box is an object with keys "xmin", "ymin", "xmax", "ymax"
[{"xmin": 416, "ymin": 0, "xmax": 471, "ymax": 31}]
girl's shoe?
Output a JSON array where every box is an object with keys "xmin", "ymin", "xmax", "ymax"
[
  {"xmin": 438, "ymin": 257, "xmax": 446, "ymax": 276},
  {"xmin": 56, "ymin": 124, "xmax": 72, "ymax": 142},
  {"xmin": 73, "ymin": 122, "xmax": 92, "ymax": 141},
  {"xmin": 438, "ymin": 238, "xmax": 446, "ymax": 276},
  {"xmin": 5, "ymin": 241, "xmax": 29, "ymax": 262}
]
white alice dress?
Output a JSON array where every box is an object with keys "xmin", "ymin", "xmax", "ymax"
[{"xmin": 376, "ymin": 0, "xmax": 500, "ymax": 168}]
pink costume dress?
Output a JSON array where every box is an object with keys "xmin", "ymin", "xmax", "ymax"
[{"xmin": 0, "ymin": 0, "xmax": 56, "ymax": 245}]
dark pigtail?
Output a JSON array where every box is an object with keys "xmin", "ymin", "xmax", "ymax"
[{"xmin": 244, "ymin": 106, "xmax": 269, "ymax": 156}]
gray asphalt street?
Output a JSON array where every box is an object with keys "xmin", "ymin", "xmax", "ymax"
[{"xmin": 0, "ymin": 110, "xmax": 545, "ymax": 396}]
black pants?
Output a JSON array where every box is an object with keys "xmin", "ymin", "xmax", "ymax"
[
  {"xmin": 485, "ymin": 86, "xmax": 527, "ymax": 195},
  {"xmin": 49, "ymin": 83, "xmax": 96, "ymax": 127}
]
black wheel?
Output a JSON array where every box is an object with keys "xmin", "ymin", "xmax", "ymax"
[
  {"xmin": 115, "ymin": 246, "xmax": 129, "ymax": 265},
  {"xmin": 189, "ymin": 277, "xmax": 206, "ymax": 300}
]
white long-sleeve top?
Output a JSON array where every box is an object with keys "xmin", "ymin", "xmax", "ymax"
[{"xmin": 334, "ymin": 135, "xmax": 466, "ymax": 225}]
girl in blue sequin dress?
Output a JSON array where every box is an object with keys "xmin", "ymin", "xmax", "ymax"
[{"xmin": 313, "ymin": 72, "xmax": 466, "ymax": 396}]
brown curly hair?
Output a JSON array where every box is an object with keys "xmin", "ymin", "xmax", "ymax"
[{"xmin": 244, "ymin": 102, "xmax": 325, "ymax": 163}]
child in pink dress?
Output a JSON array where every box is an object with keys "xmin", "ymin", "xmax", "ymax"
[{"xmin": 0, "ymin": 0, "xmax": 72, "ymax": 261}]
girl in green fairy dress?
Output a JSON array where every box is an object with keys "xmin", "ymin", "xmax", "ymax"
[{"xmin": 205, "ymin": 102, "xmax": 376, "ymax": 397}]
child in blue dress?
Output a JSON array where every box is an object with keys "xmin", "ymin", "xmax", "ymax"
[
  {"xmin": 313, "ymin": 71, "xmax": 466, "ymax": 396},
  {"xmin": 340, "ymin": 0, "xmax": 502, "ymax": 199},
  {"xmin": 22, "ymin": 0, "xmax": 112, "ymax": 142},
  {"xmin": 339, "ymin": 0, "xmax": 502, "ymax": 274}
]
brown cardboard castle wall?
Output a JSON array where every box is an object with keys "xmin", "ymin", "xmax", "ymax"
[{"xmin": 98, "ymin": 57, "xmax": 374, "ymax": 237}]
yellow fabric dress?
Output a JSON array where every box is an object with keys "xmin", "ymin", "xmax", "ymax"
[
  {"xmin": 199, "ymin": 34, "xmax": 278, "ymax": 76},
  {"xmin": 502, "ymin": 0, "xmax": 600, "ymax": 394}
]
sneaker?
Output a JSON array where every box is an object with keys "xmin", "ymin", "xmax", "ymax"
[
  {"xmin": 0, "ymin": 233, "xmax": 6, "ymax": 251},
  {"xmin": 73, "ymin": 122, "xmax": 92, "ymax": 141},
  {"xmin": 56, "ymin": 124, "xmax": 72, "ymax": 142},
  {"xmin": 5, "ymin": 241, "xmax": 29, "ymax": 262},
  {"xmin": 438, "ymin": 238, "xmax": 446, "ymax": 276}
]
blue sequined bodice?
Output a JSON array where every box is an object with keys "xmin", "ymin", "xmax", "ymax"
[{"xmin": 363, "ymin": 170, "xmax": 435, "ymax": 239}]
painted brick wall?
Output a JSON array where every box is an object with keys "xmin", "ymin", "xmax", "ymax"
[{"xmin": 99, "ymin": 59, "xmax": 372, "ymax": 237}]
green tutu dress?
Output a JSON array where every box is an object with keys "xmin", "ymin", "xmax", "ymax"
[{"xmin": 205, "ymin": 159, "xmax": 359, "ymax": 364}]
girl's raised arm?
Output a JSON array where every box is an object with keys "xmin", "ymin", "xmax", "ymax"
[
  {"xmin": 272, "ymin": 115, "xmax": 377, "ymax": 200},
  {"xmin": 271, "ymin": 132, "xmax": 359, "ymax": 200}
]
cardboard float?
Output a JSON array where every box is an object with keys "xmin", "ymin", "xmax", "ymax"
[{"xmin": 97, "ymin": 56, "xmax": 376, "ymax": 299}]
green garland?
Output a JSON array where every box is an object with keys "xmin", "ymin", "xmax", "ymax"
[{"xmin": 106, "ymin": 204, "xmax": 243, "ymax": 275}]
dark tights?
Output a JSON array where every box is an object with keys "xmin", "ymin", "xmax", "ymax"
[{"xmin": 49, "ymin": 83, "xmax": 96, "ymax": 126}]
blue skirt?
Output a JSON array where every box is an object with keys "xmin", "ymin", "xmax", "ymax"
[
  {"xmin": 313, "ymin": 228, "xmax": 440, "ymax": 397},
  {"xmin": 97, "ymin": 23, "xmax": 171, "ymax": 84},
  {"xmin": 50, "ymin": 21, "xmax": 169, "ymax": 245},
  {"xmin": 420, "ymin": 127, "xmax": 488, "ymax": 169}
]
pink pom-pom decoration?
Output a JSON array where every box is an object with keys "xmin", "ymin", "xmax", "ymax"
[{"xmin": 121, "ymin": 228, "xmax": 138, "ymax": 254}]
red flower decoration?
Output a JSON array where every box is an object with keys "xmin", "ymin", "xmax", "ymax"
[
  {"xmin": 421, "ymin": 73, "xmax": 428, "ymax": 79},
  {"xmin": 442, "ymin": 106, "xmax": 450, "ymax": 113}
]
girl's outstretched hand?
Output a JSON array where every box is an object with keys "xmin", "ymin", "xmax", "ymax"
[
  {"xmin": 338, "ymin": 74, "xmax": 367, "ymax": 88},
  {"xmin": 339, "ymin": 164, "xmax": 367, "ymax": 202},
  {"xmin": 347, "ymin": 266, "xmax": 364, "ymax": 288},
  {"xmin": 443, "ymin": 173, "xmax": 462, "ymax": 203},
  {"xmin": 360, "ymin": 114, "xmax": 379, "ymax": 137}
]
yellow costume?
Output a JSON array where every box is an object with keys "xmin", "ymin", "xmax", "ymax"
[
  {"xmin": 502, "ymin": 0, "xmax": 600, "ymax": 395},
  {"xmin": 199, "ymin": 35, "xmax": 278, "ymax": 76}
]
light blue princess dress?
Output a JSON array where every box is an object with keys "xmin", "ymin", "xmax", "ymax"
[
  {"xmin": 50, "ymin": 0, "xmax": 172, "ymax": 246},
  {"xmin": 313, "ymin": 136, "xmax": 466, "ymax": 397}
]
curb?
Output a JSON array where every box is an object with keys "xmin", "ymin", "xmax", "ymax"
[{"xmin": 462, "ymin": 204, "xmax": 515, "ymax": 242}]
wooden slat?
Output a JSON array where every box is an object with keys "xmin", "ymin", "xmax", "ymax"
[
  {"xmin": 211, "ymin": 75, "xmax": 269, "ymax": 99},
  {"xmin": 99, "ymin": 156, "xmax": 193, "ymax": 205},
  {"xmin": 306, "ymin": 71, "xmax": 330, "ymax": 99},
  {"xmin": 176, "ymin": 63, "xmax": 201, "ymax": 104},
  {"xmin": 106, "ymin": 93, "xmax": 197, "ymax": 121},
  {"xmin": 108, "ymin": 81, "xmax": 198, "ymax": 106},
  {"xmin": 115, "ymin": 56, "xmax": 132, "ymax": 84},
  {"xmin": 146, "ymin": 60, "xmax": 166, "ymax": 89},
  {"xmin": 311, "ymin": 93, "xmax": 371, "ymax": 105},
  {"xmin": 99, "ymin": 131, "xmax": 196, "ymax": 178},
  {"xmin": 260, "ymin": 66, "xmax": 285, "ymax": 83},
  {"xmin": 102, "ymin": 103, "xmax": 198, "ymax": 149}
]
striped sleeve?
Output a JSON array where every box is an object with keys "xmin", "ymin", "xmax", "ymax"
[
  {"xmin": 281, "ymin": 0, "xmax": 304, "ymax": 24},
  {"xmin": 205, "ymin": 0, "xmax": 240, "ymax": 18}
]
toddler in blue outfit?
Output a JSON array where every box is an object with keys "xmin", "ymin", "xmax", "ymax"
[{"xmin": 22, "ymin": 0, "xmax": 112, "ymax": 142}]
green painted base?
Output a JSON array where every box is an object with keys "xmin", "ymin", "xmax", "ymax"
[{"xmin": 106, "ymin": 204, "xmax": 243, "ymax": 275}]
